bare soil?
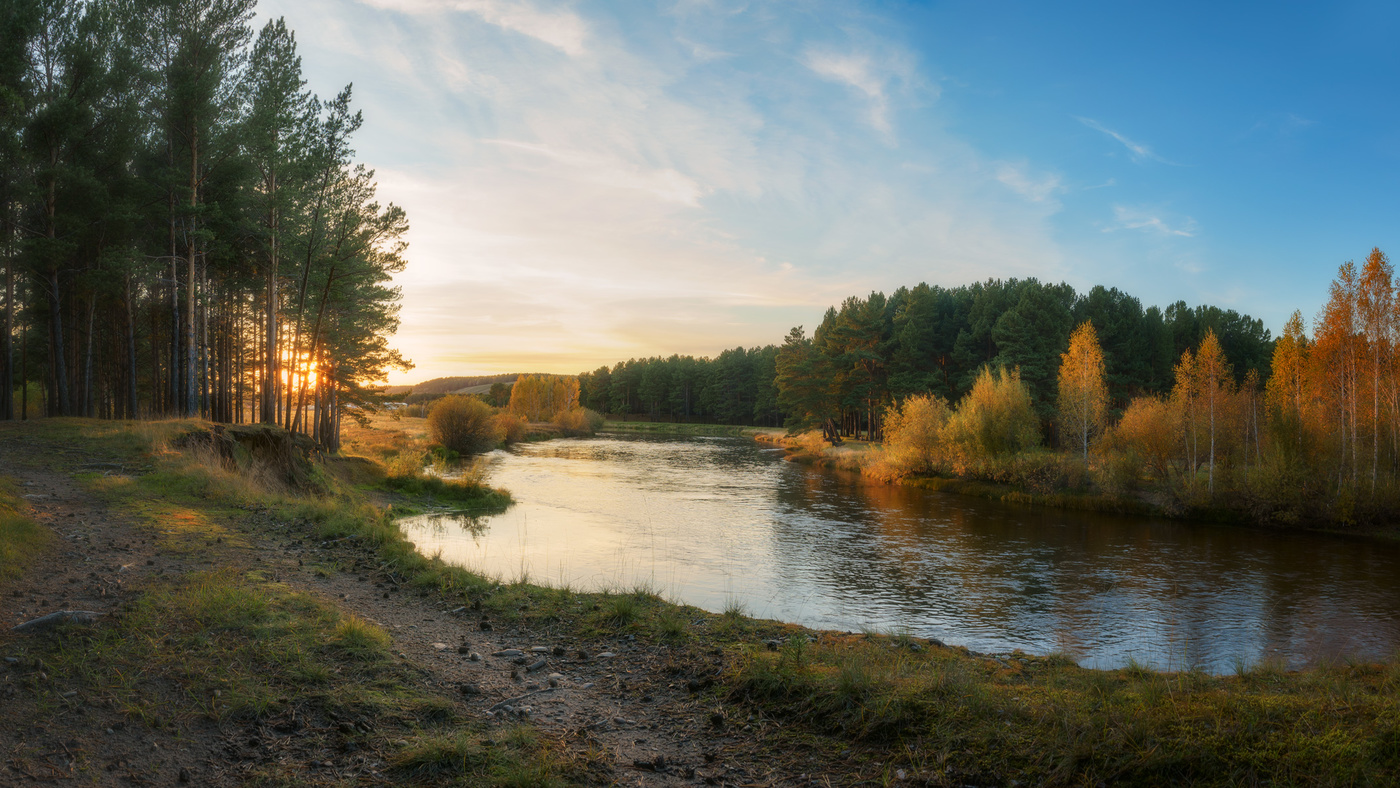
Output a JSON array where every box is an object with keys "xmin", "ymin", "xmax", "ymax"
[{"xmin": 0, "ymin": 428, "xmax": 851, "ymax": 787}]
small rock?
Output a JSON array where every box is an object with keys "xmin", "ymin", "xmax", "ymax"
[
  {"xmin": 449, "ymin": 606, "xmax": 466, "ymax": 615},
  {"xmin": 525, "ymin": 658, "xmax": 547, "ymax": 673},
  {"xmin": 3, "ymin": 657, "xmax": 17, "ymax": 665},
  {"xmin": 491, "ymin": 649, "xmax": 524, "ymax": 657},
  {"xmin": 457, "ymin": 644, "xmax": 471, "ymax": 655},
  {"xmin": 547, "ymin": 672, "xmax": 563, "ymax": 679},
  {"xmin": 468, "ymin": 652, "xmax": 481, "ymax": 662},
  {"xmin": 580, "ymin": 682, "xmax": 594, "ymax": 689},
  {"xmin": 597, "ymin": 651, "xmax": 617, "ymax": 658},
  {"xmin": 432, "ymin": 643, "xmax": 450, "ymax": 651},
  {"xmin": 530, "ymin": 646, "xmax": 550, "ymax": 654},
  {"xmin": 548, "ymin": 677, "xmax": 559, "ymax": 688}
]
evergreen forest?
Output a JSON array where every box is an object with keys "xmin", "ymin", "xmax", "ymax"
[
  {"xmin": 1, "ymin": 0, "xmax": 409, "ymax": 449},
  {"xmin": 579, "ymin": 278, "xmax": 1273, "ymax": 436}
]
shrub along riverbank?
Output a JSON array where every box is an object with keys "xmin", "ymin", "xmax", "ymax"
[{"xmin": 2, "ymin": 417, "xmax": 1398, "ymax": 785}]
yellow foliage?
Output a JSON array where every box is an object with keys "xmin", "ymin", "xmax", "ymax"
[
  {"xmin": 943, "ymin": 366, "xmax": 1040, "ymax": 464},
  {"xmin": 552, "ymin": 407, "xmax": 605, "ymax": 437},
  {"xmin": 1114, "ymin": 395, "xmax": 1181, "ymax": 483},
  {"xmin": 427, "ymin": 395, "xmax": 502, "ymax": 454},
  {"xmin": 507, "ymin": 375, "xmax": 581, "ymax": 422},
  {"xmin": 880, "ymin": 394, "xmax": 951, "ymax": 476},
  {"xmin": 493, "ymin": 412, "xmax": 528, "ymax": 444},
  {"xmin": 1057, "ymin": 321, "xmax": 1108, "ymax": 461}
]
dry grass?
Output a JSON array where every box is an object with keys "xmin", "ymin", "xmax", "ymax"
[{"xmin": 0, "ymin": 478, "xmax": 50, "ymax": 581}]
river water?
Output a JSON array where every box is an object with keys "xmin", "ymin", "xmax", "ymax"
[{"xmin": 398, "ymin": 433, "xmax": 1400, "ymax": 672}]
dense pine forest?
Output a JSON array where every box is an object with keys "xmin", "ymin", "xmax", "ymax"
[
  {"xmin": 580, "ymin": 279, "xmax": 1273, "ymax": 434},
  {"xmin": 1, "ymin": 0, "xmax": 408, "ymax": 449}
]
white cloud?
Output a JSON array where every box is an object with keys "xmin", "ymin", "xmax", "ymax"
[
  {"xmin": 1109, "ymin": 205, "xmax": 1196, "ymax": 237},
  {"xmin": 1077, "ymin": 117, "xmax": 1177, "ymax": 165},
  {"xmin": 358, "ymin": 0, "xmax": 588, "ymax": 55},
  {"xmin": 996, "ymin": 163, "xmax": 1063, "ymax": 204},
  {"xmin": 803, "ymin": 50, "xmax": 895, "ymax": 133},
  {"xmin": 265, "ymin": 0, "xmax": 1071, "ymax": 381}
]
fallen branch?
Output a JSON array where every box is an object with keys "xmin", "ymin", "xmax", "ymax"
[{"xmin": 11, "ymin": 610, "xmax": 103, "ymax": 633}]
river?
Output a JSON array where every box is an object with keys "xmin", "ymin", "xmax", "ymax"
[{"xmin": 398, "ymin": 433, "xmax": 1400, "ymax": 672}]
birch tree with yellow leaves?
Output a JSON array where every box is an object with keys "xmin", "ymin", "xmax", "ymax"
[{"xmin": 1056, "ymin": 321, "xmax": 1108, "ymax": 462}]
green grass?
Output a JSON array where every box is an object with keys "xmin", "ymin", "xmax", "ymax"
[
  {"xmin": 12, "ymin": 418, "xmax": 1400, "ymax": 786},
  {"xmin": 381, "ymin": 470, "xmax": 514, "ymax": 510},
  {"xmin": 730, "ymin": 634, "xmax": 1400, "ymax": 785},
  {"xmin": 392, "ymin": 725, "xmax": 572, "ymax": 787},
  {"xmin": 0, "ymin": 478, "xmax": 51, "ymax": 581},
  {"xmin": 22, "ymin": 569, "xmax": 433, "ymax": 722}
]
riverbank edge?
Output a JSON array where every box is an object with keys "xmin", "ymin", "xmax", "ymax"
[
  {"xmin": 753, "ymin": 430, "xmax": 1400, "ymax": 539},
  {"xmin": 6, "ymin": 418, "xmax": 1399, "ymax": 785}
]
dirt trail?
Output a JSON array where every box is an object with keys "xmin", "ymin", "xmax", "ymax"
[
  {"xmin": 0, "ymin": 464, "xmax": 229, "ymax": 785},
  {"xmin": 0, "ymin": 443, "xmax": 819, "ymax": 786}
]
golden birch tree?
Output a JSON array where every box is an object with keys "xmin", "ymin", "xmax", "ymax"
[
  {"xmin": 1056, "ymin": 321, "xmax": 1108, "ymax": 462},
  {"xmin": 1266, "ymin": 311, "xmax": 1309, "ymax": 456},
  {"xmin": 1313, "ymin": 261, "xmax": 1361, "ymax": 486},
  {"xmin": 1196, "ymin": 329, "xmax": 1233, "ymax": 494},
  {"xmin": 1357, "ymin": 247, "xmax": 1393, "ymax": 492},
  {"xmin": 1172, "ymin": 348, "xmax": 1200, "ymax": 479}
]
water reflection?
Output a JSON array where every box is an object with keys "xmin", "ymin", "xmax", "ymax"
[{"xmin": 398, "ymin": 434, "xmax": 1400, "ymax": 672}]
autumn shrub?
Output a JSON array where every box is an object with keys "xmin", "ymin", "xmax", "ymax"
[
  {"xmin": 941, "ymin": 366, "xmax": 1039, "ymax": 467},
  {"xmin": 1094, "ymin": 450, "xmax": 1144, "ymax": 497},
  {"xmin": 876, "ymin": 394, "xmax": 951, "ymax": 478},
  {"xmin": 1114, "ymin": 396, "xmax": 1181, "ymax": 484},
  {"xmin": 553, "ymin": 407, "xmax": 604, "ymax": 437},
  {"xmin": 427, "ymin": 395, "xmax": 503, "ymax": 455},
  {"xmin": 494, "ymin": 412, "xmax": 528, "ymax": 444},
  {"xmin": 954, "ymin": 450, "xmax": 1086, "ymax": 493}
]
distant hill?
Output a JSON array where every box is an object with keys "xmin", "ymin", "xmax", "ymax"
[{"xmin": 382, "ymin": 374, "xmax": 525, "ymax": 399}]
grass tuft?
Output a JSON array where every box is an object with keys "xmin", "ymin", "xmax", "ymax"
[{"xmin": 0, "ymin": 478, "xmax": 50, "ymax": 581}]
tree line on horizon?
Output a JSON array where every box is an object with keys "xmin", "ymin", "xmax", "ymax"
[
  {"xmin": 1, "ymin": 0, "xmax": 408, "ymax": 449},
  {"xmin": 577, "ymin": 278, "xmax": 1273, "ymax": 437}
]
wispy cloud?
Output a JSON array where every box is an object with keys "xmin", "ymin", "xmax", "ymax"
[
  {"xmin": 269, "ymin": 0, "xmax": 1069, "ymax": 380},
  {"xmin": 803, "ymin": 50, "xmax": 896, "ymax": 133},
  {"xmin": 996, "ymin": 163, "xmax": 1063, "ymax": 204},
  {"xmin": 358, "ymin": 0, "xmax": 588, "ymax": 55},
  {"xmin": 1108, "ymin": 205, "xmax": 1196, "ymax": 237},
  {"xmin": 483, "ymin": 139, "xmax": 706, "ymax": 206},
  {"xmin": 1077, "ymin": 117, "xmax": 1176, "ymax": 165}
]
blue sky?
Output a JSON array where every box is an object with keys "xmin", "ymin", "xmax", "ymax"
[{"xmin": 258, "ymin": 0, "xmax": 1400, "ymax": 382}]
